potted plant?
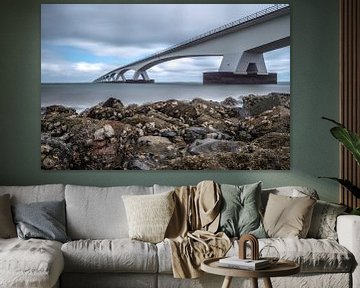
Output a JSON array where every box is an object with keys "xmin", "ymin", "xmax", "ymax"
[{"xmin": 320, "ymin": 117, "xmax": 360, "ymax": 215}]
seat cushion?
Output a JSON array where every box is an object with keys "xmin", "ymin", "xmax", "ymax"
[
  {"xmin": 158, "ymin": 238, "xmax": 354, "ymax": 274},
  {"xmin": 228, "ymin": 238, "xmax": 354, "ymax": 273},
  {"xmin": 0, "ymin": 238, "xmax": 64, "ymax": 288},
  {"xmin": 61, "ymin": 239, "xmax": 158, "ymax": 273}
]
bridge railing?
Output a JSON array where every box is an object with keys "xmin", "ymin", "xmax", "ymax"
[{"xmin": 127, "ymin": 4, "xmax": 289, "ymax": 67}]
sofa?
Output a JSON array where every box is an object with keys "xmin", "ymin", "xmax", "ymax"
[{"xmin": 0, "ymin": 183, "xmax": 359, "ymax": 288}]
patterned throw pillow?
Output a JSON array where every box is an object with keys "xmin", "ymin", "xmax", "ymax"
[
  {"xmin": 0, "ymin": 194, "xmax": 16, "ymax": 238},
  {"xmin": 218, "ymin": 182, "xmax": 266, "ymax": 238},
  {"xmin": 263, "ymin": 193, "xmax": 316, "ymax": 238},
  {"xmin": 122, "ymin": 191, "xmax": 175, "ymax": 243},
  {"xmin": 307, "ymin": 200, "xmax": 347, "ymax": 240}
]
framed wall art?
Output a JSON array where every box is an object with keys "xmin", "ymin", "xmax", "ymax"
[{"xmin": 41, "ymin": 3, "xmax": 290, "ymax": 170}]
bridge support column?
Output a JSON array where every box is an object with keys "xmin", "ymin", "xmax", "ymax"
[
  {"xmin": 133, "ymin": 70, "xmax": 150, "ymax": 81},
  {"xmin": 219, "ymin": 51, "xmax": 268, "ymax": 75},
  {"xmin": 219, "ymin": 54, "xmax": 242, "ymax": 72},
  {"xmin": 206, "ymin": 51, "xmax": 275, "ymax": 84},
  {"xmin": 128, "ymin": 70, "xmax": 154, "ymax": 83},
  {"xmin": 236, "ymin": 51, "xmax": 268, "ymax": 75},
  {"xmin": 115, "ymin": 72, "xmax": 126, "ymax": 82}
]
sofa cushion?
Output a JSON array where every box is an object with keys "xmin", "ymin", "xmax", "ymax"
[
  {"xmin": 65, "ymin": 185, "xmax": 153, "ymax": 239},
  {"xmin": 12, "ymin": 200, "xmax": 70, "ymax": 243},
  {"xmin": 0, "ymin": 238, "xmax": 64, "ymax": 288},
  {"xmin": 218, "ymin": 182, "xmax": 266, "ymax": 238},
  {"xmin": 61, "ymin": 239, "xmax": 158, "ymax": 273},
  {"xmin": 157, "ymin": 237, "xmax": 353, "ymax": 274},
  {"xmin": 263, "ymin": 193, "xmax": 316, "ymax": 238},
  {"xmin": 0, "ymin": 184, "xmax": 65, "ymax": 204},
  {"xmin": 260, "ymin": 238, "xmax": 353, "ymax": 273},
  {"xmin": 122, "ymin": 191, "xmax": 175, "ymax": 243},
  {"xmin": 0, "ymin": 194, "xmax": 16, "ymax": 238},
  {"xmin": 307, "ymin": 200, "xmax": 347, "ymax": 240}
]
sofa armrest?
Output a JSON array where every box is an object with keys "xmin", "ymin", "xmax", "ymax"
[{"xmin": 337, "ymin": 215, "xmax": 360, "ymax": 288}]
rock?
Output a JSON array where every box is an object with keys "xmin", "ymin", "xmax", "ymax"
[
  {"xmin": 221, "ymin": 97, "xmax": 240, "ymax": 106},
  {"xmin": 241, "ymin": 106, "xmax": 290, "ymax": 138},
  {"xmin": 94, "ymin": 128, "xmax": 105, "ymax": 141},
  {"xmin": 136, "ymin": 136, "xmax": 178, "ymax": 159},
  {"xmin": 103, "ymin": 124, "xmax": 115, "ymax": 138},
  {"xmin": 94, "ymin": 124, "xmax": 115, "ymax": 141},
  {"xmin": 127, "ymin": 157, "xmax": 157, "ymax": 170},
  {"xmin": 242, "ymin": 93, "xmax": 290, "ymax": 116},
  {"xmin": 160, "ymin": 130, "xmax": 177, "ymax": 138},
  {"xmin": 102, "ymin": 97, "xmax": 124, "ymax": 108},
  {"xmin": 41, "ymin": 134, "xmax": 71, "ymax": 170},
  {"xmin": 153, "ymin": 100, "xmax": 198, "ymax": 125},
  {"xmin": 81, "ymin": 97, "xmax": 125, "ymax": 120},
  {"xmin": 188, "ymin": 138, "xmax": 244, "ymax": 155},
  {"xmin": 252, "ymin": 132, "xmax": 290, "ymax": 149},
  {"xmin": 183, "ymin": 127, "xmax": 209, "ymax": 143},
  {"xmin": 164, "ymin": 154, "xmax": 227, "ymax": 170},
  {"xmin": 43, "ymin": 105, "xmax": 77, "ymax": 116}
]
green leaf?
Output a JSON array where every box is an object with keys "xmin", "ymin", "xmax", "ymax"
[
  {"xmin": 319, "ymin": 177, "xmax": 360, "ymax": 198},
  {"xmin": 322, "ymin": 117, "xmax": 360, "ymax": 165},
  {"xmin": 330, "ymin": 127, "xmax": 360, "ymax": 165}
]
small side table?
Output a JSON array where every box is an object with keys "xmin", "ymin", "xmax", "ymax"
[{"xmin": 201, "ymin": 257, "xmax": 300, "ymax": 288}]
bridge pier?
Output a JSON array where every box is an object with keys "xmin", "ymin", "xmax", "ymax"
[
  {"xmin": 236, "ymin": 52, "xmax": 268, "ymax": 75},
  {"xmin": 127, "ymin": 70, "xmax": 154, "ymax": 83},
  {"xmin": 210, "ymin": 51, "xmax": 275, "ymax": 84},
  {"xmin": 203, "ymin": 72, "xmax": 277, "ymax": 84}
]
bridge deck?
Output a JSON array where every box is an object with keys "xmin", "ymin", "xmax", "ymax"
[{"xmin": 94, "ymin": 4, "xmax": 290, "ymax": 83}]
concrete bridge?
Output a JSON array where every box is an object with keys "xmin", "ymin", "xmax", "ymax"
[{"xmin": 93, "ymin": 4, "xmax": 290, "ymax": 84}]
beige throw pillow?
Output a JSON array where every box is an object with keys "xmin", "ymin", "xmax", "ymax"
[
  {"xmin": 0, "ymin": 194, "xmax": 17, "ymax": 238},
  {"xmin": 263, "ymin": 193, "xmax": 316, "ymax": 238},
  {"xmin": 122, "ymin": 191, "xmax": 175, "ymax": 243}
]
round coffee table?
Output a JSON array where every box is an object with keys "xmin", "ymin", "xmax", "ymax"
[{"xmin": 201, "ymin": 257, "xmax": 300, "ymax": 288}]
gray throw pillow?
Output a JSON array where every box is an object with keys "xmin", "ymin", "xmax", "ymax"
[
  {"xmin": 218, "ymin": 182, "xmax": 266, "ymax": 238},
  {"xmin": 12, "ymin": 200, "xmax": 70, "ymax": 243},
  {"xmin": 0, "ymin": 194, "xmax": 17, "ymax": 238}
]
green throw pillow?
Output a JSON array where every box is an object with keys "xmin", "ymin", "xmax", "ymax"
[{"xmin": 218, "ymin": 182, "xmax": 266, "ymax": 238}]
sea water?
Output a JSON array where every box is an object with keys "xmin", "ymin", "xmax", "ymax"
[{"xmin": 41, "ymin": 82, "xmax": 290, "ymax": 112}]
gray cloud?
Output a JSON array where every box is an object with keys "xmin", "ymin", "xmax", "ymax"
[{"xmin": 41, "ymin": 4, "xmax": 274, "ymax": 48}]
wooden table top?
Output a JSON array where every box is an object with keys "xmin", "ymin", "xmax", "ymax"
[{"xmin": 201, "ymin": 257, "xmax": 300, "ymax": 278}]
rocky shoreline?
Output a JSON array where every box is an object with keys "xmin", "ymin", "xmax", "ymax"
[{"xmin": 41, "ymin": 93, "xmax": 290, "ymax": 170}]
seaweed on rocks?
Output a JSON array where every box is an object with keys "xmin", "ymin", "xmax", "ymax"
[{"xmin": 41, "ymin": 93, "xmax": 290, "ymax": 170}]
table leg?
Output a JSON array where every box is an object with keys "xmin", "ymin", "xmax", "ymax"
[
  {"xmin": 263, "ymin": 277, "xmax": 273, "ymax": 288},
  {"xmin": 251, "ymin": 278, "xmax": 258, "ymax": 288},
  {"xmin": 221, "ymin": 276, "xmax": 233, "ymax": 288}
]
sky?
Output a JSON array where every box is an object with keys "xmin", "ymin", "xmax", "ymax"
[{"xmin": 41, "ymin": 4, "xmax": 290, "ymax": 83}]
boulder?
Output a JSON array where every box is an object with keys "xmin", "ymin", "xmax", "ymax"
[{"xmin": 188, "ymin": 138, "xmax": 244, "ymax": 155}]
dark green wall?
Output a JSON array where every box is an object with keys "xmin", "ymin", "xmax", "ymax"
[{"xmin": 0, "ymin": 0, "xmax": 340, "ymax": 202}]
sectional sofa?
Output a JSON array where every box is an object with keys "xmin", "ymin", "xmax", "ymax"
[{"xmin": 0, "ymin": 183, "xmax": 359, "ymax": 288}]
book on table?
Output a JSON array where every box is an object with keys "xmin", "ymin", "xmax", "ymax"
[{"xmin": 218, "ymin": 257, "xmax": 271, "ymax": 270}]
